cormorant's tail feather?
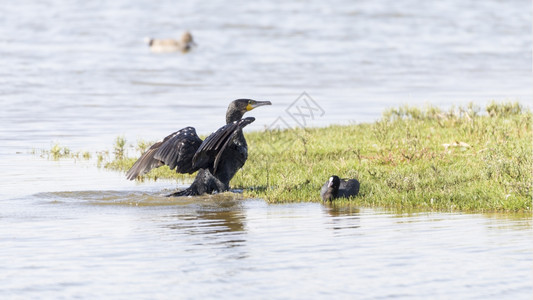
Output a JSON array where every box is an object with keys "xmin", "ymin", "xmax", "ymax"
[{"xmin": 166, "ymin": 188, "xmax": 196, "ymax": 197}]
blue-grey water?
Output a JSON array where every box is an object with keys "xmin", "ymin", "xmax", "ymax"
[{"xmin": 0, "ymin": 0, "xmax": 531, "ymax": 299}]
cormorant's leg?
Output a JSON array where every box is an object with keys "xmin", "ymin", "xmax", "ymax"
[{"xmin": 166, "ymin": 169, "xmax": 229, "ymax": 197}]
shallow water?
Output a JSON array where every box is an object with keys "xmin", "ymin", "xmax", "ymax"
[
  {"xmin": 2, "ymin": 192, "xmax": 532, "ymax": 299},
  {"xmin": 1, "ymin": 0, "xmax": 532, "ymax": 298}
]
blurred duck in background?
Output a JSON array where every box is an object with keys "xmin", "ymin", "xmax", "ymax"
[{"xmin": 146, "ymin": 31, "xmax": 197, "ymax": 53}]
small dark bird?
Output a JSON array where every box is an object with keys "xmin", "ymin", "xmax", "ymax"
[
  {"xmin": 126, "ymin": 99, "xmax": 272, "ymax": 196},
  {"xmin": 320, "ymin": 175, "xmax": 360, "ymax": 201}
]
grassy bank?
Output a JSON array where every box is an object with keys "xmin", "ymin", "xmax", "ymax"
[{"xmin": 106, "ymin": 102, "xmax": 532, "ymax": 212}]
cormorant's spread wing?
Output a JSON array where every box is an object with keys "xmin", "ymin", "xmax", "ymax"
[
  {"xmin": 192, "ymin": 117, "xmax": 255, "ymax": 172},
  {"xmin": 126, "ymin": 127, "xmax": 203, "ymax": 180}
]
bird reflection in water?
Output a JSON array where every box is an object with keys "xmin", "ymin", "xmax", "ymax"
[
  {"xmin": 323, "ymin": 202, "xmax": 361, "ymax": 231},
  {"xmin": 163, "ymin": 196, "xmax": 247, "ymax": 248}
]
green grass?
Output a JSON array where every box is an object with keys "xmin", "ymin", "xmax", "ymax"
[
  {"xmin": 103, "ymin": 102, "xmax": 532, "ymax": 212},
  {"xmin": 34, "ymin": 143, "xmax": 92, "ymax": 160}
]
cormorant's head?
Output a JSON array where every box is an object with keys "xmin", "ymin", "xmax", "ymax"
[{"xmin": 226, "ymin": 99, "xmax": 272, "ymax": 124}]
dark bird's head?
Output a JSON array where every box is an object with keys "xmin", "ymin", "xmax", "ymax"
[
  {"xmin": 328, "ymin": 175, "xmax": 341, "ymax": 190},
  {"xmin": 323, "ymin": 175, "xmax": 341, "ymax": 201},
  {"xmin": 226, "ymin": 99, "xmax": 272, "ymax": 124}
]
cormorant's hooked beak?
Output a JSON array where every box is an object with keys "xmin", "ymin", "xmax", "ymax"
[{"xmin": 246, "ymin": 100, "xmax": 272, "ymax": 111}]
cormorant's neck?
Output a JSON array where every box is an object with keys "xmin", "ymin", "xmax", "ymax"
[{"xmin": 226, "ymin": 108, "xmax": 244, "ymax": 124}]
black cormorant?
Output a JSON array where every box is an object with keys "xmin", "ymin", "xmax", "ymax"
[
  {"xmin": 126, "ymin": 99, "xmax": 272, "ymax": 196},
  {"xmin": 320, "ymin": 175, "xmax": 360, "ymax": 201}
]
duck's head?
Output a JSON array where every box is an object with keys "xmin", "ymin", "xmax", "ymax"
[{"xmin": 182, "ymin": 31, "xmax": 196, "ymax": 46}]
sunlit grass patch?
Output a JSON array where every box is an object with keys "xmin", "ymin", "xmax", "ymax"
[
  {"xmin": 35, "ymin": 143, "xmax": 92, "ymax": 161},
  {"xmin": 99, "ymin": 102, "xmax": 533, "ymax": 212}
]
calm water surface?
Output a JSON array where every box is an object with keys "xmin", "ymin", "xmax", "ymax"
[
  {"xmin": 0, "ymin": 0, "xmax": 532, "ymax": 298},
  {"xmin": 2, "ymin": 190, "xmax": 532, "ymax": 299}
]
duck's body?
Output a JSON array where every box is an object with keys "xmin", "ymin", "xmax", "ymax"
[
  {"xmin": 147, "ymin": 31, "xmax": 196, "ymax": 53},
  {"xmin": 126, "ymin": 99, "xmax": 271, "ymax": 196},
  {"xmin": 320, "ymin": 175, "xmax": 360, "ymax": 201}
]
